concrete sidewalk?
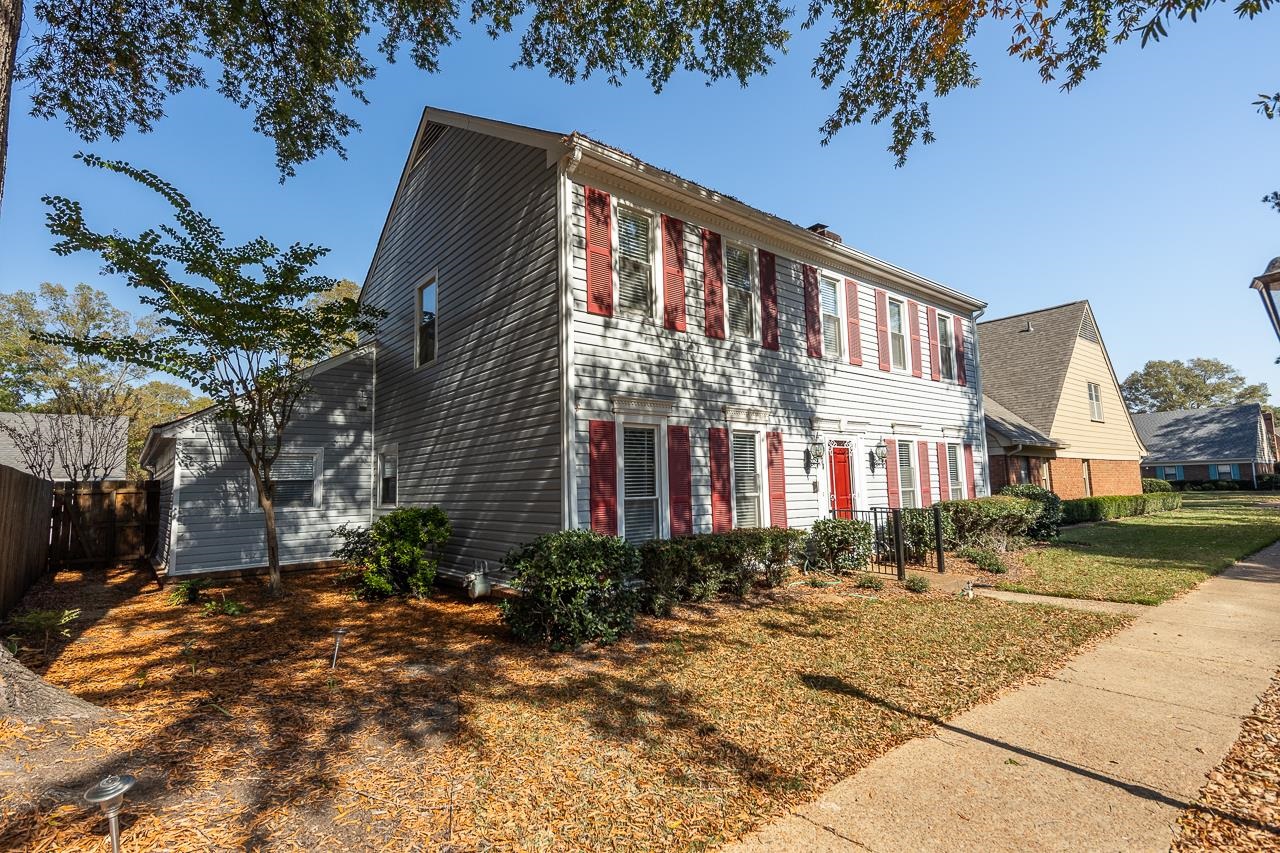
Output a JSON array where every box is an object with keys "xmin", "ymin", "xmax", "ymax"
[{"xmin": 728, "ymin": 542, "xmax": 1280, "ymax": 852}]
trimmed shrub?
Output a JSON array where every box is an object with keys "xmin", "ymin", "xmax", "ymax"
[
  {"xmin": 636, "ymin": 527, "xmax": 806, "ymax": 615},
  {"xmin": 958, "ymin": 546, "xmax": 1007, "ymax": 574},
  {"xmin": 885, "ymin": 508, "xmax": 955, "ymax": 564},
  {"xmin": 808, "ymin": 517, "xmax": 876, "ymax": 574},
  {"xmin": 1000, "ymin": 484, "xmax": 1064, "ymax": 541},
  {"xmin": 854, "ymin": 572, "xmax": 886, "ymax": 591},
  {"xmin": 756, "ymin": 527, "xmax": 808, "ymax": 588},
  {"xmin": 903, "ymin": 573, "xmax": 931, "ymax": 593},
  {"xmin": 331, "ymin": 506, "xmax": 451, "ymax": 598},
  {"xmin": 1215, "ymin": 479, "xmax": 1241, "ymax": 491},
  {"xmin": 1060, "ymin": 492, "xmax": 1183, "ymax": 524},
  {"xmin": 936, "ymin": 496, "xmax": 1039, "ymax": 552},
  {"xmin": 1142, "ymin": 478, "xmax": 1173, "ymax": 493},
  {"xmin": 500, "ymin": 531, "xmax": 642, "ymax": 650}
]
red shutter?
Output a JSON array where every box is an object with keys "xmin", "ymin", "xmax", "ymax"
[
  {"xmin": 885, "ymin": 438, "xmax": 900, "ymax": 508},
  {"xmin": 766, "ymin": 431, "xmax": 787, "ymax": 528},
  {"xmin": 917, "ymin": 440, "xmax": 932, "ymax": 507},
  {"xmin": 589, "ymin": 420, "xmax": 617, "ymax": 534},
  {"xmin": 955, "ymin": 315, "xmax": 968, "ymax": 386},
  {"xmin": 584, "ymin": 187, "xmax": 613, "ymax": 317},
  {"xmin": 709, "ymin": 427, "xmax": 732, "ymax": 532},
  {"xmin": 845, "ymin": 278, "xmax": 862, "ymax": 366},
  {"xmin": 964, "ymin": 443, "xmax": 977, "ymax": 498},
  {"xmin": 702, "ymin": 229, "xmax": 725, "ymax": 339},
  {"xmin": 936, "ymin": 442, "xmax": 951, "ymax": 501},
  {"xmin": 875, "ymin": 289, "xmax": 890, "ymax": 372},
  {"xmin": 909, "ymin": 300, "xmax": 923, "ymax": 378},
  {"xmin": 803, "ymin": 264, "xmax": 822, "ymax": 358},
  {"xmin": 927, "ymin": 307, "xmax": 941, "ymax": 382},
  {"xmin": 661, "ymin": 215, "xmax": 687, "ymax": 332},
  {"xmin": 760, "ymin": 250, "xmax": 779, "ymax": 350},
  {"xmin": 668, "ymin": 425, "xmax": 692, "ymax": 537}
]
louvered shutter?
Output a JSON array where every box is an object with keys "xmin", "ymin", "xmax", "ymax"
[
  {"xmin": 845, "ymin": 279, "xmax": 862, "ymax": 365},
  {"xmin": 760, "ymin": 250, "xmax": 779, "ymax": 350},
  {"xmin": 661, "ymin": 215, "xmax": 687, "ymax": 331},
  {"xmin": 766, "ymin": 432, "xmax": 787, "ymax": 528},
  {"xmin": 909, "ymin": 300, "xmax": 923, "ymax": 378},
  {"xmin": 955, "ymin": 315, "xmax": 968, "ymax": 386},
  {"xmin": 885, "ymin": 438, "xmax": 900, "ymax": 508},
  {"xmin": 709, "ymin": 427, "xmax": 732, "ymax": 532},
  {"xmin": 917, "ymin": 441, "xmax": 932, "ymax": 507},
  {"xmin": 964, "ymin": 444, "xmax": 977, "ymax": 498},
  {"xmin": 803, "ymin": 264, "xmax": 822, "ymax": 358},
  {"xmin": 875, "ymin": 289, "xmax": 891, "ymax": 372},
  {"xmin": 1210, "ymin": 464, "xmax": 1219, "ymax": 480},
  {"xmin": 589, "ymin": 420, "xmax": 618, "ymax": 534},
  {"xmin": 927, "ymin": 307, "xmax": 941, "ymax": 381},
  {"xmin": 936, "ymin": 442, "xmax": 950, "ymax": 501},
  {"xmin": 584, "ymin": 187, "xmax": 613, "ymax": 317},
  {"xmin": 702, "ymin": 229, "xmax": 725, "ymax": 339},
  {"xmin": 668, "ymin": 425, "xmax": 692, "ymax": 537}
]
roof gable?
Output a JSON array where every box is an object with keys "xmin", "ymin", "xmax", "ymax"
[{"xmin": 977, "ymin": 301, "xmax": 1090, "ymax": 433}]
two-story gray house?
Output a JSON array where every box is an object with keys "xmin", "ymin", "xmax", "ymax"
[{"xmin": 142, "ymin": 107, "xmax": 991, "ymax": 580}]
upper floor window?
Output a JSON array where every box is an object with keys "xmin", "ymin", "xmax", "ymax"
[
  {"xmin": 946, "ymin": 444, "xmax": 962, "ymax": 496},
  {"xmin": 621, "ymin": 425, "xmax": 660, "ymax": 544},
  {"xmin": 888, "ymin": 298, "xmax": 908, "ymax": 371},
  {"xmin": 732, "ymin": 430, "xmax": 762, "ymax": 528},
  {"xmin": 896, "ymin": 441, "xmax": 917, "ymax": 507},
  {"xmin": 416, "ymin": 275, "xmax": 438, "ymax": 367},
  {"xmin": 819, "ymin": 275, "xmax": 842, "ymax": 360},
  {"xmin": 725, "ymin": 242, "xmax": 754, "ymax": 339},
  {"xmin": 937, "ymin": 312, "xmax": 956, "ymax": 381},
  {"xmin": 616, "ymin": 208, "xmax": 654, "ymax": 317},
  {"xmin": 1087, "ymin": 382, "xmax": 1104, "ymax": 421}
]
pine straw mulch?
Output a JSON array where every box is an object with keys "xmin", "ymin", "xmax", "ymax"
[
  {"xmin": 0, "ymin": 564, "xmax": 1128, "ymax": 852},
  {"xmin": 1173, "ymin": 669, "xmax": 1280, "ymax": 851}
]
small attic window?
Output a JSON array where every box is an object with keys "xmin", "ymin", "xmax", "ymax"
[
  {"xmin": 412, "ymin": 123, "xmax": 450, "ymax": 169},
  {"xmin": 1078, "ymin": 312, "xmax": 1100, "ymax": 343}
]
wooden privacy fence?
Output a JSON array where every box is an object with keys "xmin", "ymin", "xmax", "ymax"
[
  {"xmin": 0, "ymin": 464, "xmax": 55, "ymax": 616},
  {"xmin": 49, "ymin": 482, "xmax": 159, "ymax": 571}
]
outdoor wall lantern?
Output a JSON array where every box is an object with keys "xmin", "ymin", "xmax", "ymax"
[
  {"xmin": 869, "ymin": 440, "xmax": 888, "ymax": 472},
  {"xmin": 1250, "ymin": 256, "xmax": 1280, "ymax": 356},
  {"xmin": 807, "ymin": 439, "xmax": 826, "ymax": 465}
]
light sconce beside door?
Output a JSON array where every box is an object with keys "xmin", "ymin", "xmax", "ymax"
[{"xmin": 869, "ymin": 440, "xmax": 888, "ymax": 472}]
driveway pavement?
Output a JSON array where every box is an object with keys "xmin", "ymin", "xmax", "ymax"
[{"xmin": 727, "ymin": 542, "xmax": 1280, "ymax": 852}]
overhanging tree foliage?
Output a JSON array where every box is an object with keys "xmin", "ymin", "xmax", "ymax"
[
  {"xmin": 41, "ymin": 153, "xmax": 382, "ymax": 594},
  {"xmin": 1122, "ymin": 358, "xmax": 1271, "ymax": 413}
]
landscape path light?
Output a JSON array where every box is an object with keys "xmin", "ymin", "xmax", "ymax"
[
  {"xmin": 84, "ymin": 773, "xmax": 136, "ymax": 853},
  {"xmin": 331, "ymin": 626, "xmax": 349, "ymax": 669}
]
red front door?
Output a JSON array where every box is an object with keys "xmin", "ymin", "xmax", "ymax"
[{"xmin": 829, "ymin": 447, "xmax": 854, "ymax": 518}]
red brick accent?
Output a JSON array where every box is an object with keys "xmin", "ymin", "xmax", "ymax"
[
  {"xmin": 1049, "ymin": 458, "xmax": 1142, "ymax": 498},
  {"xmin": 988, "ymin": 455, "xmax": 1009, "ymax": 491}
]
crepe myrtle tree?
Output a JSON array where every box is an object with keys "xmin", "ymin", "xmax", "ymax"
[{"xmin": 41, "ymin": 154, "xmax": 383, "ymax": 594}]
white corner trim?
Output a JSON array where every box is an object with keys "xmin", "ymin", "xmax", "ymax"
[
  {"xmin": 559, "ymin": 166, "xmax": 579, "ymax": 529},
  {"xmin": 723, "ymin": 404, "xmax": 768, "ymax": 425},
  {"xmin": 613, "ymin": 395, "xmax": 675, "ymax": 416}
]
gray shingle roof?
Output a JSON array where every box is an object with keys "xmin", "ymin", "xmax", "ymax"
[
  {"xmin": 983, "ymin": 395, "xmax": 1062, "ymax": 449},
  {"xmin": 1131, "ymin": 404, "xmax": 1268, "ymax": 464},
  {"xmin": 0, "ymin": 412, "xmax": 129, "ymax": 480},
  {"xmin": 977, "ymin": 301, "xmax": 1093, "ymax": 434}
]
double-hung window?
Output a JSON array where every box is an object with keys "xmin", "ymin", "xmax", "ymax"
[
  {"xmin": 416, "ymin": 275, "xmax": 438, "ymax": 367},
  {"xmin": 732, "ymin": 430, "xmax": 762, "ymax": 528},
  {"xmin": 272, "ymin": 451, "xmax": 320, "ymax": 508},
  {"xmin": 946, "ymin": 444, "xmax": 963, "ymax": 496},
  {"xmin": 617, "ymin": 209, "xmax": 654, "ymax": 317},
  {"xmin": 1087, "ymin": 382, "xmax": 1104, "ymax": 421},
  {"xmin": 725, "ymin": 243, "xmax": 754, "ymax": 339},
  {"xmin": 888, "ymin": 298, "xmax": 908, "ymax": 371},
  {"xmin": 379, "ymin": 450, "xmax": 398, "ymax": 507},
  {"xmin": 621, "ymin": 426, "xmax": 660, "ymax": 544},
  {"xmin": 937, "ymin": 312, "xmax": 956, "ymax": 380},
  {"xmin": 819, "ymin": 275, "xmax": 842, "ymax": 359},
  {"xmin": 897, "ymin": 441, "xmax": 917, "ymax": 508}
]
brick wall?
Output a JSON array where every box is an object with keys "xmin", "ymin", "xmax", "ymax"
[
  {"xmin": 1049, "ymin": 458, "xmax": 1142, "ymax": 498},
  {"xmin": 988, "ymin": 455, "xmax": 1009, "ymax": 491}
]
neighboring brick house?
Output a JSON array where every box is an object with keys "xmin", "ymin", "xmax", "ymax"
[
  {"xmin": 977, "ymin": 302, "xmax": 1146, "ymax": 498},
  {"xmin": 1133, "ymin": 404, "xmax": 1277, "ymax": 486}
]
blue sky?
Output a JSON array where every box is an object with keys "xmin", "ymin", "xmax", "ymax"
[{"xmin": 2, "ymin": 11, "xmax": 1277, "ymax": 396}]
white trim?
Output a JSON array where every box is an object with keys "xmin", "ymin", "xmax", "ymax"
[
  {"xmin": 559, "ymin": 166, "xmax": 579, "ymax": 529},
  {"xmin": 370, "ymin": 344, "xmax": 378, "ymax": 523},
  {"xmin": 612, "ymin": 198, "xmax": 664, "ymax": 325},
  {"xmin": 169, "ymin": 439, "xmax": 182, "ymax": 575},
  {"xmin": 414, "ymin": 270, "xmax": 440, "ymax": 370},
  {"xmin": 723, "ymin": 404, "xmax": 769, "ymax": 425},
  {"xmin": 613, "ymin": 395, "xmax": 675, "ymax": 416},
  {"xmin": 726, "ymin": 426, "xmax": 770, "ymax": 529},
  {"xmin": 936, "ymin": 309, "xmax": 959, "ymax": 382},
  {"xmin": 723, "ymin": 238, "xmax": 760, "ymax": 342},
  {"xmin": 615, "ymin": 417, "xmax": 670, "ymax": 543},
  {"xmin": 817, "ymin": 270, "xmax": 844, "ymax": 362},
  {"xmin": 377, "ymin": 443, "xmax": 399, "ymax": 508},
  {"xmin": 817, "ymin": 435, "xmax": 870, "ymax": 516}
]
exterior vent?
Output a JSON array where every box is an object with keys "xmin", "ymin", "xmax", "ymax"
[
  {"xmin": 1019, "ymin": 321, "xmax": 1034, "ymax": 333},
  {"xmin": 1078, "ymin": 311, "xmax": 1100, "ymax": 343},
  {"xmin": 412, "ymin": 122, "xmax": 450, "ymax": 169}
]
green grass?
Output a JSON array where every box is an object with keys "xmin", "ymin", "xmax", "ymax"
[{"xmin": 997, "ymin": 493, "xmax": 1280, "ymax": 605}]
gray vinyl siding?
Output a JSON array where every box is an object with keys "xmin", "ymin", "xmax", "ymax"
[
  {"xmin": 168, "ymin": 355, "xmax": 374, "ymax": 575},
  {"xmin": 152, "ymin": 440, "xmax": 175, "ymax": 570},
  {"xmin": 360, "ymin": 126, "xmax": 562, "ymax": 575},
  {"xmin": 568, "ymin": 178, "xmax": 986, "ymax": 533}
]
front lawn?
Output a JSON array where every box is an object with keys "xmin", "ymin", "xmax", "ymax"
[
  {"xmin": 0, "ymin": 566, "xmax": 1124, "ymax": 851},
  {"xmin": 997, "ymin": 493, "xmax": 1280, "ymax": 605}
]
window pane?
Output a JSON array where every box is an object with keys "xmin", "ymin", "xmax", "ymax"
[
  {"xmin": 729, "ymin": 288, "xmax": 753, "ymax": 338},
  {"xmin": 889, "ymin": 301, "xmax": 906, "ymax": 369},
  {"xmin": 380, "ymin": 454, "xmax": 397, "ymax": 506},
  {"xmin": 732, "ymin": 431, "xmax": 760, "ymax": 528},
  {"xmin": 418, "ymin": 281, "xmax": 437, "ymax": 365},
  {"xmin": 622, "ymin": 428, "xmax": 657, "ymax": 499},
  {"xmin": 819, "ymin": 278, "xmax": 839, "ymax": 315},
  {"xmin": 938, "ymin": 317, "xmax": 955, "ymax": 380},
  {"xmin": 275, "ymin": 480, "xmax": 313, "ymax": 507},
  {"xmin": 897, "ymin": 442, "xmax": 916, "ymax": 508},
  {"xmin": 618, "ymin": 211, "xmax": 650, "ymax": 261},
  {"xmin": 725, "ymin": 245, "xmax": 751, "ymax": 292},
  {"xmin": 617, "ymin": 211, "xmax": 652, "ymax": 315},
  {"xmin": 274, "ymin": 455, "xmax": 315, "ymax": 479},
  {"xmin": 726, "ymin": 245, "xmax": 752, "ymax": 338},
  {"xmin": 947, "ymin": 445, "xmax": 961, "ymax": 492},
  {"xmin": 820, "ymin": 278, "xmax": 841, "ymax": 359},
  {"xmin": 623, "ymin": 499, "xmax": 658, "ymax": 544}
]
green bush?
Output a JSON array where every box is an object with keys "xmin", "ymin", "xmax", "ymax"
[
  {"xmin": 808, "ymin": 517, "xmax": 876, "ymax": 574},
  {"xmin": 903, "ymin": 573, "xmax": 931, "ymax": 593},
  {"xmin": 167, "ymin": 578, "xmax": 210, "ymax": 606},
  {"xmin": 637, "ymin": 527, "xmax": 806, "ymax": 615},
  {"xmin": 6, "ymin": 608, "xmax": 79, "ymax": 653},
  {"xmin": 884, "ymin": 508, "xmax": 955, "ymax": 563},
  {"xmin": 1000, "ymin": 484, "xmax": 1064, "ymax": 541},
  {"xmin": 331, "ymin": 506, "xmax": 451, "ymax": 599},
  {"xmin": 500, "ymin": 531, "xmax": 642, "ymax": 650},
  {"xmin": 755, "ymin": 527, "xmax": 808, "ymax": 588},
  {"xmin": 1141, "ymin": 478, "xmax": 1173, "ymax": 493},
  {"xmin": 958, "ymin": 546, "xmax": 1007, "ymax": 574},
  {"xmin": 1216, "ymin": 479, "xmax": 1241, "ymax": 491},
  {"xmin": 936, "ymin": 496, "xmax": 1039, "ymax": 551},
  {"xmin": 1060, "ymin": 492, "xmax": 1183, "ymax": 524},
  {"xmin": 854, "ymin": 573, "xmax": 885, "ymax": 591}
]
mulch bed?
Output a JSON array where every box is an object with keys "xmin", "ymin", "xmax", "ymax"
[
  {"xmin": 1174, "ymin": 670, "xmax": 1280, "ymax": 851},
  {"xmin": 0, "ymin": 564, "xmax": 1126, "ymax": 851}
]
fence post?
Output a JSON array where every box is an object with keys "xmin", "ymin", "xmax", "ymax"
[
  {"xmin": 892, "ymin": 508, "xmax": 906, "ymax": 581},
  {"xmin": 933, "ymin": 504, "xmax": 946, "ymax": 574}
]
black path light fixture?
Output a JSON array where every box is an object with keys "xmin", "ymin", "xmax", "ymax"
[{"xmin": 1250, "ymin": 256, "xmax": 1280, "ymax": 356}]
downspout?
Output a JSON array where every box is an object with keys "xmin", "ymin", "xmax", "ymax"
[{"xmin": 971, "ymin": 308, "xmax": 990, "ymax": 495}]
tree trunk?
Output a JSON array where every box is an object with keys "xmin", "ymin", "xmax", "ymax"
[
  {"xmin": 0, "ymin": 0, "xmax": 20, "ymax": 214},
  {"xmin": 0, "ymin": 645, "xmax": 105, "ymax": 720},
  {"xmin": 261, "ymin": 493, "xmax": 282, "ymax": 595}
]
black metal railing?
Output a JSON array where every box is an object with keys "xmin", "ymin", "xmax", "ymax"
[{"xmin": 839, "ymin": 506, "xmax": 947, "ymax": 580}]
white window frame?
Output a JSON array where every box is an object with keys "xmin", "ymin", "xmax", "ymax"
[
  {"xmin": 378, "ymin": 444, "xmax": 399, "ymax": 508},
  {"xmin": 936, "ymin": 310, "xmax": 957, "ymax": 381},
  {"xmin": 609, "ymin": 197, "xmax": 663, "ymax": 324},
  {"xmin": 260, "ymin": 447, "xmax": 324, "ymax": 511},
  {"xmin": 887, "ymin": 296, "xmax": 909, "ymax": 373},
  {"xmin": 723, "ymin": 239, "xmax": 759, "ymax": 342},
  {"xmin": 818, "ymin": 273, "xmax": 843, "ymax": 361},
  {"xmin": 896, "ymin": 439, "xmax": 918, "ymax": 508},
  {"xmin": 615, "ymin": 415, "xmax": 670, "ymax": 543},
  {"xmin": 727, "ymin": 426, "xmax": 770, "ymax": 529},
  {"xmin": 414, "ymin": 270, "xmax": 440, "ymax": 369},
  {"xmin": 1087, "ymin": 382, "xmax": 1104, "ymax": 422},
  {"xmin": 945, "ymin": 443, "xmax": 964, "ymax": 497}
]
